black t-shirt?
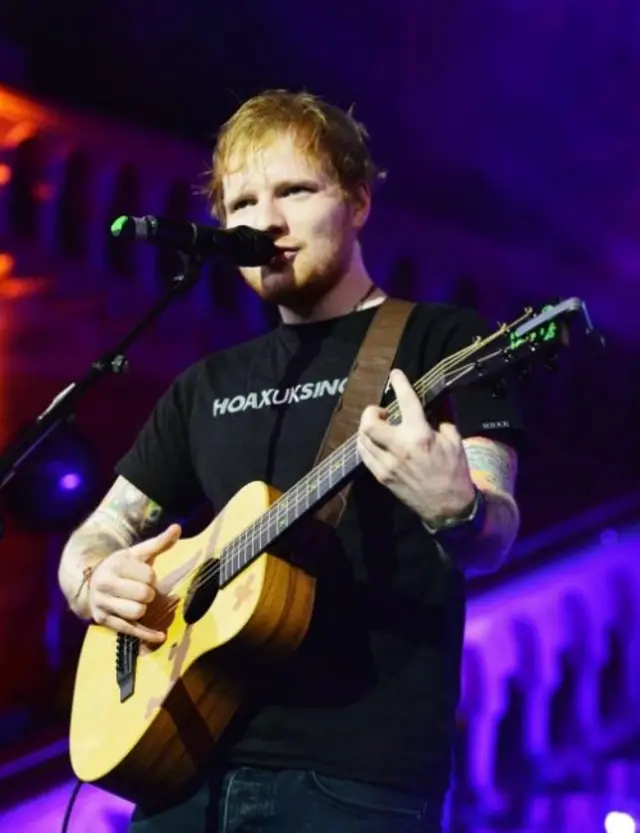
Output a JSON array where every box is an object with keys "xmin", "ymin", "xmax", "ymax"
[{"xmin": 115, "ymin": 301, "xmax": 524, "ymax": 798}]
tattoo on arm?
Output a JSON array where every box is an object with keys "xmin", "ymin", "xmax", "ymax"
[
  {"xmin": 462, "ymin": 437, "xmax": 518, "ymax": 496},
  {"xmin": 93, "ymin": 477, "xmax": 164, "ymax": 543},
  {"xmin": 432, "ymin": 440, "xmax": 521, "ymax": 575},
  {"xmin": 426, "ymin": 438, "xmax": 520, "ymax": 576},
  {"xmin": 73, "ymin": 526, "xmax": 129, "ymax": 558},
  {"xmin": 59, "ymin": 478, "xmax": 164, "ymax": 615}
]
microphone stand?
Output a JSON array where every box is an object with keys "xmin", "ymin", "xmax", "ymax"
[{"xmin": 0, "ymin": 251, "xmax": 206, "ymax": 541}]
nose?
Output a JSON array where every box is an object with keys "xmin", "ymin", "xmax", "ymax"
[{"xmin": 252, "ymin": 198, "xmax": 287, "ymax": 237}]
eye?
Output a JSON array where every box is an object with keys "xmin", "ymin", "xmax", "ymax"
[
  {"xmin": 230, "ymin": 197, "xmax": 253, "ymax": 212},
  {"xmin": 283, "ymin": 184, "xmax": 314, "ymax": 197}
]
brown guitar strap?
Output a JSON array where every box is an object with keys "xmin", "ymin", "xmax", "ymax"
[{"xmin": 312, "ymin": 297, "xmax": 416, "ymax": 528}]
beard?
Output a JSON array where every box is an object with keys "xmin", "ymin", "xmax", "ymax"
[{"xmin": 251, "ymin": 246, "xmax": 351, "ymax": 311}]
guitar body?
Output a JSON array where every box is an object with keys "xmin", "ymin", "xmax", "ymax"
[{"xmin": 69, "ymin": 481, "xmax": 317, "ymax": 806}]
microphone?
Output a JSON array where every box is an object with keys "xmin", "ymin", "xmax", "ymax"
[{"xmin": 110, "ymin": 215, "xmax": 278, "ymax": 266}]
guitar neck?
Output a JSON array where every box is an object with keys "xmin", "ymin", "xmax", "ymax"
[
  {"xmin": 220, "ymin": 370, "xmax": 451, "ymax": 583},
  {"xmin": 270, "ymin": 376, "xmax": 451, "ymax": 519}
]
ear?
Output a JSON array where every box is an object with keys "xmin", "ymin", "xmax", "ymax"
[{"xmin": 350, "ymin": 182, "xmax": 371, "ymax": 231}]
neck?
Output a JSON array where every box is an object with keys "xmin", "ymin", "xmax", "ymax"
[{"xmin": 278, "ymin": 243, "xmax": 386, "ymax": 325}]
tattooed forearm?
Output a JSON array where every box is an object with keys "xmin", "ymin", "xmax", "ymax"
[
  {"xmin": 431, "ymin": 436, "xmax": 520, "ymax": 576},
  {"xmin": 94, "ymin": 477, "xmax": 164, "ymax": 542},
  {"xmin": 58, "ymin": 522, "xmax": 126, "ymax": 618},
  {"xmin": 58, "ymin": 477, "xmax": 164, "ymax": 617},
  {"xmin": 70, "ymin": 515, "xmax": 133, "ymax": 568},
  {"xmin": 479, "ymin": 488, "xmax": 520, "ymax": 562},
  {"xmin": 435, "ymin": 490, "xmax": 520, "ymax": 577},
  {"xmin": 463, "ymin": 436, "xmax": 518, "ymax": 496}
]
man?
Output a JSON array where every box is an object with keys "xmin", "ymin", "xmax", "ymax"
[{"xmin": 58, "ymin": 90, "xmax": 523, "ymax": 832}]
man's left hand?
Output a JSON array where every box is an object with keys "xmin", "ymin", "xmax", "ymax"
[{"xmin": 357, "ymin": 369, "xmax": 476, "ymax": 524}]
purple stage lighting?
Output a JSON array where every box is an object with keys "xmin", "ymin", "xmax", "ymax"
[
  {"xmin": 59, "ymin": 472, "xmax": 82, "ymax": 491},
  {"xmin": 2, "ymin": 422, "xmax": 99, "ymax": 532}
]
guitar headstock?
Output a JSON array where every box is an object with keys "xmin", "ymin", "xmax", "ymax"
[
  {"xmin": 502, "ymin": 296, "xmax": 590, "ymax": 360},
  {"xmin": 441, "ymin": 297, "xmax": 594, "ymax": 394}
]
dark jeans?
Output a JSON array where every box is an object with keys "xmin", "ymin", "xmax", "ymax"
[{"xmin": 130, "ymin": 766, "xmax": 443, "ymax": 832}]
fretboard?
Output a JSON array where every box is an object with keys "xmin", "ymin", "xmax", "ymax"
[{"xmin": 219, "ymin": 373, "xmax": 449, "ymax": 584}]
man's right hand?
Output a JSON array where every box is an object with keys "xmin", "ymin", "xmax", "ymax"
[{"xmin": 88, "ymin": 524, "xmax": 181, "ymax": 643}]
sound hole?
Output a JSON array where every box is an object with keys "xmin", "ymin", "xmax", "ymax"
[{"xmin": 183, "ymin": 558, "xmax": 220, "ymax": 624}]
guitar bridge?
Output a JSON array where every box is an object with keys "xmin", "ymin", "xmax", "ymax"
[{"xmin": 116, "ymin": 634, "xmax": 139, "ymax": 702}]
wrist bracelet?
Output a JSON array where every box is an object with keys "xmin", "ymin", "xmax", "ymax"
[
  {"xmin": 422, "ymin": 488, "xmax": 487, "ymax": 545},
  {"xmin": 73, "ymin": 564, "xmax": 95, "ymax": 602}
]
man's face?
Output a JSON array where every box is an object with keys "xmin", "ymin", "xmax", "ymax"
[{"xmin": 222, "ymin": 133, "xmax": 369, "ymax": 307}]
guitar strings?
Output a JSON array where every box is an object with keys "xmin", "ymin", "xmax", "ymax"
[{"xmin": 132, "ymin": 320, "xmax": 518, "ymax": 634}]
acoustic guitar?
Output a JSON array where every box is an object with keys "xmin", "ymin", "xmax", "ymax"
[{"xmin": 68, "ymin": 297, "xmax": 593, "ymax": 805}]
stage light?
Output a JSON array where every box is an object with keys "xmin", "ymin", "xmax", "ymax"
[
  {"xmin": 2, "ymin": 422, "xmax": 100, "ymax": 533},
  {"xmin": 0, "ymin": 252, "xmax": 14, "ymax": 278},
  {"xmin": 59, "ymin": 472, "xmax": 82, "ymax": 491},
  {"xmin": 605, "ymin": 811, "xmax": 636, "ymax": 833}
]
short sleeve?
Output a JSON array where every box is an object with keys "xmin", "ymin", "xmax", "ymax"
[
  {"xmin": 114, "ymin": 368, "xmax": 204, "ymax": 515},
  {"xmin": 440, "ymin": 307, "xmax": 525, "ymax": 452}
]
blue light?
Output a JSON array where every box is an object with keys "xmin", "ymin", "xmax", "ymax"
[{"xmin": 3, "ymin": 422, "xmax": 99, "ymax": 532}]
